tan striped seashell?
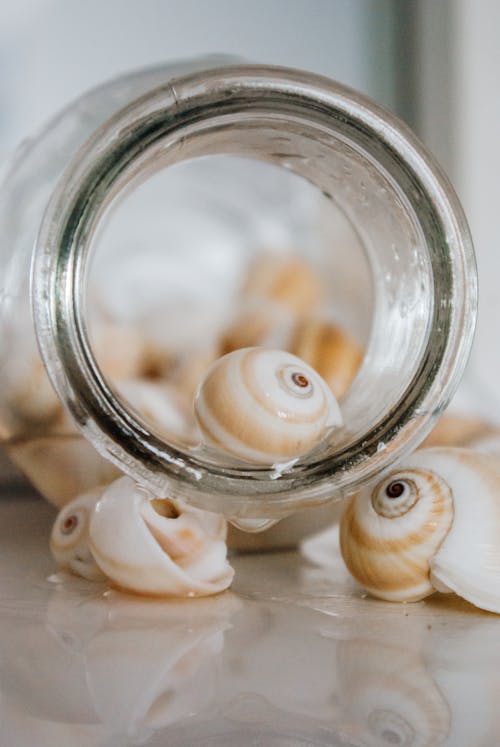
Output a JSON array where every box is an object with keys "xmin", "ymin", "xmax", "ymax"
[
  {"xmin": 340, "ymin": 447, "xmax": 500, "ymax": 613},
  {"xmin": 50, "ymin": 488, "xmax": 106, "ymax": 581},
  {"xmin": 288, "ymin": 317, "xmax": 363, "ymax": 399},
  {"xmin": 89, "ymin": 476, "xmax": 234, "ymax": 597},
  {"xmin": 340, "ymin": 452, "xmax": 454, "ymax": 602},
  {"xmin": 194, "ymin": 347, "xmax": 342, "ymax": 465},
  {"xmin": 242, "ymin": 253, "xmax": 324, "ymax": 314}
]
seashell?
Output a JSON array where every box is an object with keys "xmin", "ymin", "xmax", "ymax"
[
  {"xmin": 242, "ymin": 253, "xmax": 324, "ymax": 314},
  {"xmin": 288, "ymin": 317, "xmax": 363, "ymax": 399},
  {"xmin": 219, "ymin": 299, "xmax": 296, "ymax": 357},
  {"xmin": 6, "ymin": 432, "xmax": 120, "ymax": 508},
  {"xmin": 89, "ymin": 476, "xmax": 234, "ymax": 597},
  {"xmin": 115, "ymin": 378, "xmax": 198, "ymax": 446},
  {"xmin": 194, "ymin": 347, "xmax": 342, "ymax": 465},
  {"xmin": 340, "ymin": 447, "xmax": 500, "ymax": 613},
  {"xmin": 50, "ymin": 488, "xmax": 106, "ymax": 581}
]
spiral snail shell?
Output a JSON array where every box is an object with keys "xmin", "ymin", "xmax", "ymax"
[
  {"xmin": 50, "ymin": 488, "xmax": 106, "ymax": 581},
  {"xmin": 194, "ymin": 347, "xmax": 342, "ymax": 465},
  {"xmin": 89, "ymin": 476, "xmax": 234, "ymax": 597},
  {"xmin": 340, "ymin": 447, "xmax": 500, "ymax": 613}
]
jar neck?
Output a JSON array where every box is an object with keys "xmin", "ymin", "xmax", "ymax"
[{"xmin": 32, "ymin": 64, "xmax": 476, "ymax": 519}]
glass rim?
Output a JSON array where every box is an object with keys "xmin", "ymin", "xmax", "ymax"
[{"xmin": 32, "ymin": 63, "xmax": 477, "ymax": 518}]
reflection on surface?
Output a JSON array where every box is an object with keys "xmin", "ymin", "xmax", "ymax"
[
  {"xmin": 2, "ymin": 498, "xmax": 500, "ymax": 746},
  {"xmin": 337, "ymin": 639, "xmax": 450, "ymax": 747}
]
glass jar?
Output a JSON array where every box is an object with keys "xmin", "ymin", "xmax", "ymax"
[{"xmin": 0, "ymin": 57, "xmax": 476, "ymax": 526}]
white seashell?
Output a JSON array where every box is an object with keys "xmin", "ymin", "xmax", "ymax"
[
  {"xmin": 340, "ymin": 447, "xmax": 500, "ymax": 613},
  {"xmin": 50, "ymin": 489, "xmax": 106, "ymax": 581},
  {"xmin": 194, "ymin": 347, "xmax": 342, "ymax": 465},
  {"xmin": 89, "ymin": 476, "xmax": 234, "ymax": 597}
]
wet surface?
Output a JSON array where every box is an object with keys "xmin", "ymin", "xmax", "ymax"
[{"xmin": 1, "ymin": 495, "xmax": 500, "ymax": 746}]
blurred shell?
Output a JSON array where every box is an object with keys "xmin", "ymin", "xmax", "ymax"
[
  {"xmin": 8, "ymin": 357, "xmax": 62, "ymax": 427},
  {"xmin": 242, "ymin": 253, "xmax": 324, "ymax": 314},
  {"xmin": 340, "ymin": 447, "xmax": 500, "ymax": 613},
  {"xmin": 421, "ymin": 413, "xmax": 493, "ymax": 449},
  {"xmin": 50, "ymin": 488, "xmax": 106, "ymax": 581},
  {"xmin": 219, "ymin": 300, "xmax": 295, "ymax": 357},
  {"xmin": 288, "ymin": 317, "xmax": 363, "ymax": 399},
  {"xmin": 194, "ymin": 347, "xmax": 342, "ymax": 465},
  {"xmin": 168, "ymin": 347, "xmax": 220, "ymax": 402},
  {"xmin": 337, "ymin": 639, "xmax": 450, "ymax": 747},
  {"xmin": 6, "ymin": 433, "xmax": 120, "ymax": 509},
  {"xmin": 92, "ymin": 324, "xmax": 152, "ymax": 381},
  {"xmin": 340, "ymin": 456, "xmax": 454, "ymax": 602},
  {"xmin": 89, "ymin": 476, "xmax": 234, "ymax": 597}
]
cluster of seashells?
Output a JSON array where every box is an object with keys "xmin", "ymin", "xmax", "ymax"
[
  {"xmin": 8, "ymin": 248, "xmax": 500, "ymax": 612},
  {"xmin": 32, "ymin": 251, "xmax": 360, "ymax": 597}
]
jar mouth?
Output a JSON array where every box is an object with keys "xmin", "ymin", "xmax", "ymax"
[{"xmin": 32, "ymin": 64, "xmax": 476, "ymax": 518}]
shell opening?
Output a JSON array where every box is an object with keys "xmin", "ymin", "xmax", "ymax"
[
  {"xmin": 61, "ymin": 514, "xmax": 79, "ymax": 534},
  {"xmin": 150, "ymin": 499, "xmax": 180, "ymax": 520}
]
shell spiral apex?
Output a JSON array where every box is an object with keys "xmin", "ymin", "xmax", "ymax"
[
  {"xmin": 50, "ymin": 488, "xmax": 106, "ymax": 581},
  {"xmin": 340, "ymin": 446, "xmax": 500, "ymax": 613},
  {"xmin": 194, "ymin": 346, "xmax": 342, "ymax": 466}
]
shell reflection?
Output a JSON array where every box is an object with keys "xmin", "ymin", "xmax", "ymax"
[{"xmin": 337, "ymin": 639, "xmax": 450, "ymax": 747}]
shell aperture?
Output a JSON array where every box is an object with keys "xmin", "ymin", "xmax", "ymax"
[
  {"xmin": 194, "ymin": 347, "xmax": 342, "ymax": 465},
  {"xmin": 89, "ymin": 476, "xmax": 234, "ymax": 597}
]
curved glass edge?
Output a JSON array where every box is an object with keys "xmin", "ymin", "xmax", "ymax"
[{"xmin": 31, "ymin": 64, "xmax": 477, "ymax": 518}]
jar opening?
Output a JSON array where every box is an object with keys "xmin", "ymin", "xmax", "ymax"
[{"xmin": 32, "ymin": 65, "xmax": 476, "ymax": 518}]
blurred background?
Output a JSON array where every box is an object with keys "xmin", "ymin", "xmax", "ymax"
[{"xmin": 0, "ymin": 0, "xmax": 498, "ymax": 484}]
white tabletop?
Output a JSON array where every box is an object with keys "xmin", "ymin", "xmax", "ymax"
[{"xmin": 1, "ymin": 493, "xmax": 499, "ymax": 746}]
